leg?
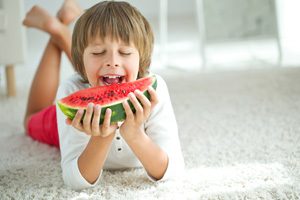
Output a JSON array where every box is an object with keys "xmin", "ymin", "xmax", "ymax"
[
  {"xmin": 195, "ymin": 0, "xmax": 207, "ymax": 69},
  {"xmin": 5, "ymin": 64, "xmax": 16, "ymax": 97},
  {"xmin": 57, "ymin": 0, "xmax": 83, "ymax": 25},
  {"xmin": 23, "ymin": 6, "xmax": 73, "ymax": 61},
  {"xmin": 23, "ymin": 2, "xmax": 83, "ymax": 129},
  {"xmin": 24, "ymin": 40, "xmax": 62, "ymax": 129}
]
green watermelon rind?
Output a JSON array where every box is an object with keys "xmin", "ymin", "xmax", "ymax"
[{"xmin": 57, "ymin": 76, "xmax": 157, "ymax": 124}]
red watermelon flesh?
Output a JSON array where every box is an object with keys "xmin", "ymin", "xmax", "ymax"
[{"xmin": 57, "ymin": 75, "xmax": 157, "ymax": 124}]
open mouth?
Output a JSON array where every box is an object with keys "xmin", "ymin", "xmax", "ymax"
[{"xmin": 101, "ymin": 75, "xmax": 125, "ymax": 86}]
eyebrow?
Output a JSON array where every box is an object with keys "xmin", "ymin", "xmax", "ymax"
[
  {"xmin": 88, "ymin": 42, "xmax": 104, "ymax": 47},
  {"xmin": 88, "ymin": 42, "xmax": 135, "ymax": 49}
]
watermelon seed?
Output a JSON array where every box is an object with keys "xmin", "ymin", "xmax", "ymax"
[
  {"xmin": 107, "ymin": 91, "xmax": 115, "ymax": 97},
  {"xmin": 80, "ymin": 97, "xmax": 87, "ymax": 101}
]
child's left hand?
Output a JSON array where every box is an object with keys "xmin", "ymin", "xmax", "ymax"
[{"xmin": 120, "ymin": 86, "xmax": 158, "ymax": 141}]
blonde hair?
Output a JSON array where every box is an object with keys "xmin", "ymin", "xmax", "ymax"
[{"xmin": 71, "ymin": 1, "xmax": 154, "ymax": 82}]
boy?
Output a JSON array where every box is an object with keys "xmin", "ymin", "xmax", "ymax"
[{"xmin": 24, "ymin": 1, "xmax": 184, "ymax": 190}]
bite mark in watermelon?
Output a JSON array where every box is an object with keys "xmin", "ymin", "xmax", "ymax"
[{"xmin": 57, "ymin": 75, "xmax": 157, "ymax": 124}]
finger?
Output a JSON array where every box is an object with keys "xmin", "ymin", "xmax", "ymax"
[
  {"xmin": 72, "ymin": 109, "xmax": 84, "ymax": 131},
  {"xmin": 91, "ymin": 105, "xmax": 101, "ymax": 135},
  {"xmin": 100, "ymin": 109, "xmax": 112, "ymax": 137},
  {"xmin": 102, "ymin": 108, "xmax": 111, "ymax": 130},
  {"xmin": 134, "ymin": 90, "xmax": 151, "ymax": 117},
  {"xmin": 148, "ymin": 86, "xmax": 159, "ymax": 107},
  {"xmin": 122, "ymin": 100, "xmax": 134, "ymax": 121},
  {"xmin": 83, "ymin": 103, "xmax": 94, "ymax": 132},
  {"xmin": 129, "ymin": 92, "xmax": 143, "ymax": 118},
  {"xmin": 65, "ymin": 118, "xmax": 72, "ymax": 125}
]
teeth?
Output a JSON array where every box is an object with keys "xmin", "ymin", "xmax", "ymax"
[
  {"xmin": 101, "ymin": 75, "xmax": 125, "ymax": 86},
  {"xmin": 103, "ymin": 75, "xmax": 122, "ymax": 78}
]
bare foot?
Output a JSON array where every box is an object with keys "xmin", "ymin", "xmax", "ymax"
[
  {"xmin": 57, "ymin": 0, "xmax": 83, "ymax": 25},
  {"xmin": 23, "ymin": 6, "xmax": 62, "ymax": 36},
  {"xmin": 23, "ymin": 6, "xmax": 72, "ymax": 61}
]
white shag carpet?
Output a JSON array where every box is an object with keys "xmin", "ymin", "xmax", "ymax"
[{"xmin": 0, "ymin": 67, "xmax": 300, "ymax": 199}]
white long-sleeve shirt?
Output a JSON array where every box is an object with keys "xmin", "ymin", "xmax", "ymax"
[{"xmin": 56, "ymin": 73, "xmax": 184, "ymax": 190}]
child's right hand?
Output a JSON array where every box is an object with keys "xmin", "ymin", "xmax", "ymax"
[{"xmin": 66, "ymin": 103, "xmax": 118, "ymax": 137}]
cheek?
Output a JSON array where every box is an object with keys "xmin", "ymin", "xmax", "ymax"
[
  {"xmin": 83, "ymin": 56, "xmax": 98, "ymax": 83},
  {"xmin": 128, "ymin": 56, "xmax": 140, "ymax": 81},
  {"xmin": 128, "ymin": 54, "xmax": 139, "ymax": 68},
  {"xmin": 131, "ymin": 54, "xmax": 140, "ymax": 70}
]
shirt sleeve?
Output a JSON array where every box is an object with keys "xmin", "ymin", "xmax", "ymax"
[
  {"xmin": 56, "ymin": 75, "xmax": 103, "ymax": 190},
  {"xmin": 144, "ymin": 75, "xmax": 185, "ymax": 182}
]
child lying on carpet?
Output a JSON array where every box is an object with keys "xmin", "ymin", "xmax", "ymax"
[{"xmin": 23, "ymin": 0, "xmax": 184, "ymax": 190}]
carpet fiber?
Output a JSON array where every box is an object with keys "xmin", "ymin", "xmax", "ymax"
[{"xmin": 0, "ymin": 68, "xmax": 300, "ymax": 199}]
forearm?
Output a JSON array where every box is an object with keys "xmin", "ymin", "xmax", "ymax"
[
  {"xmin": 124, "ymin": 130, "xmax": 168, "ymax": 180},
  {"xmin": 78, "ymin": 134, "xmax": 114, "ymax": 184}
]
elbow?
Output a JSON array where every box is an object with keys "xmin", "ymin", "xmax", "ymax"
[
  {"xmin": 61, "ymin": 159, "xmax": 102, "ymax": 190},
  {"xmin": 62, "ymin": 168, "xmax": 96, "ymax": 190},
  {"xmin": 148, "ymin": 155, "xmax": 185, "ymax": 182},
  {"xmin": 62, "ymin": 171, "xmax": 84, "ymax": 190},
  {"xmin": 162, "ymin": 153, "xmax": 185, "ymax": 181}
]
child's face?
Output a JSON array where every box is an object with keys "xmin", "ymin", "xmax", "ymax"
[{"xmin": 83, "ymin": 37, "xmax": 140, "ymax": 87}]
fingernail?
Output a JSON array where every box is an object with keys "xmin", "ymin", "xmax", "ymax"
[
  {"xmin": 95, "ymin": 105, "xmax": 101, "ymax": 110},
  {"xmin": 88, "ymin": 103, "xmax": 94, "ymax": 107}
]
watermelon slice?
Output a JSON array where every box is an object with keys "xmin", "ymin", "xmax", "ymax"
[{"xmin": 57, "ymin": 75, "xmax": 157, "ymax": 124}]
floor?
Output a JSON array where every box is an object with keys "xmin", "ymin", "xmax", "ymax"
[{"xmin": 1, "ymin": 67, "xmax": 299, "ymax": 199}]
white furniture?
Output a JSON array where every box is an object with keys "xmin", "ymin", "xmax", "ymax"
[
  {"xmin": 0, "ymin": 0, "xmax": 26, "ymax": 96},
  {"xmin": 275, "ymin": 0, "xmax": 300, "ymax": 66},
  {"xmin": 274, "ymin": 0, "xmax": 282, "ymax": 66},
  {"xmin": 159, "ymin": 0, "xmax": 206, "ymax": 69},
  {"xmin": 159, "ymin": 0, "xmax": 282, "ymax": 69}
]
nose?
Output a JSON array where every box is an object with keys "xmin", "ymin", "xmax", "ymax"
[{"xmin": 105, "ymin": 53, "xmax": 120, "ymax": 67}]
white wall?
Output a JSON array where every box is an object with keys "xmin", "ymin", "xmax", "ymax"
[
  {"xmin": 24, "ymin": 0, "xmax": 277, "ymax": 42},
  {"xmin": 21, "ymin": 0, "xmax": 300, "ymax": 70},
  {"xmin": 203, "ymin": 0, "xmax": 276, "ymax": 41}
]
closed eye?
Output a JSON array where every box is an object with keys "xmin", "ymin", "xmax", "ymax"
[
  {"xmin": 92, "ymin": 51, "xmax": 105, "ymax": 56},
  {"xmin": 120, "ymin": 52, "xmax": 132, "ymax": 56}
]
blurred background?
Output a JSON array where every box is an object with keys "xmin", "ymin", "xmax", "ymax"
[{"xmin": 0, "ymin": 0, "xmax": 300, "ymax": 96}]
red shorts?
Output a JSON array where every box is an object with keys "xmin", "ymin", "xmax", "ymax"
[{"xmin": 26, "ymin": 105, "xmax": 59, "ymax": 148}]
